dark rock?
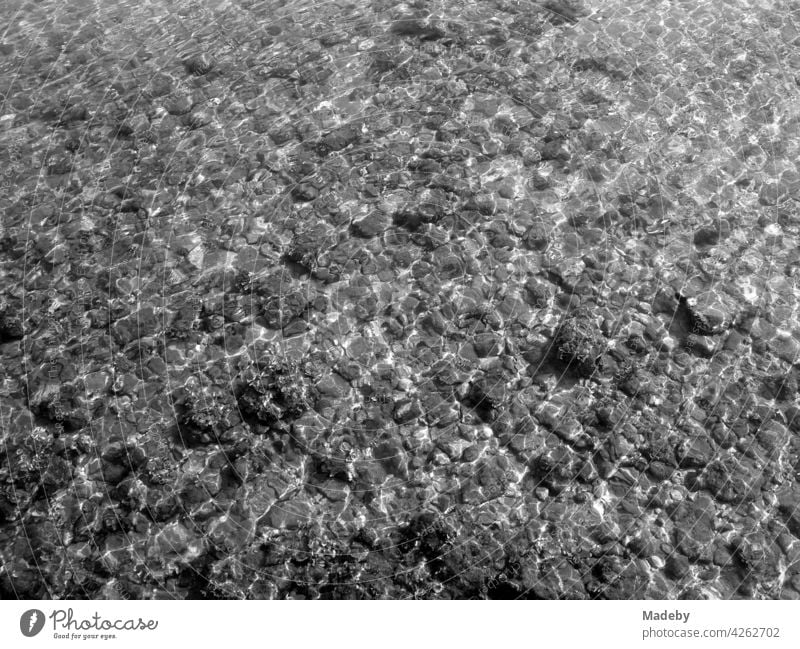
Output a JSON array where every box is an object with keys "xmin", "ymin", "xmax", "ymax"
[
  {"xmin": 291, "ymin": 183, "xmax": 319, "ymax": 202},
  {"xmin": 0, "ymin": 311, "xmax": 23, "ymax": 341},
  {"xmin": 785, "ymin": 406, "xmax": 800, "ymax": 433},
  {"xmin": 466, "ymin": 457, "xmax": 509, "ymax": 501},
  {"xmin": 777, "ymin": 484, "xmax": 800, "ymax": 536},
  {"xmin": 643, "ymin": 430, "xmax": 678, "ymax": 467},
  {"xmin": 628, "ymin": 532, "xmax": 656, "ymax": 558},
  {"xmin": 390, "ymin": 209, "xmax": 419, "ymax": 232},
  {"xmin": 464, "ymin": 371, "xmax": 508, "ymax": 419},
  {"xmin": 285, "ymin": 224, "xmax": 332, "ymax": 270},
  {"xmin": 701, "ymin": 456, "xmax": 765, "ymax": 504},
  {"xmin": 693, "ymin": 225, "xmax": 721, "ymax": 246},
  {"xmin": 390, "ymin": 15, "xmax": 447, "ymax": 40},
  {"xmin": 260, "ymin": 498, "xmax": 312, "ymax": 530},
  {"xmin": 523, "ymin": 558, "xmax": 587, "ymax": 599},
  {"xmin": 268, "ymin": 123, "xmax": 294, "ymax": 144},
  {"xmin": 183, "ymin": 110, "xmax": 213, "ymax": 129},
  {"xmin": 647, "ymin": 461, "xmax": 674, "ymax": 481},
  {"xmin": 486, "ymin": 226, "xmax": 516, "ymax": 250},
  {"xmin": 539, "ymin": 140, "xmax": 569, "ymax": 161},
  {"xmin": 729, "ymin": 533, "xmax": 781, "ymax": 587},
  {"xmin": 39, "ymin": 455, "xmax": 73, "ymax": 493},
  {"xmin": 541, "ymin": 0, "xmax": 587, "ymax": 25},
  {"xmin": 237, "ymin": 359, "xmax": 311, "ymax": 424},
  {"xmin": 464, "ymin": 192, "xmax": 497, "ymax": 215},
  {"xmin": 351, "ymin": 211, "xmax": 388, "ymax": 238},
  {"xmin": 101, "ymin": 442, "xmax": 147, "ymax": 471},
  {"xmin": 685, "ymin": 333, "xmax": 716, "ymax": 357},
  {"xmin": 762, "ymin": 374, "xmax": 798, "ymax": 402},
  {"xmin": 524, "ymin": 279, "xmax": 550, "ymax": 308},
  {"xmin": 670, "ymin": 495, "xmax": 716, "ymax": 560},
  {"xmin": 46, "ymin": 153, "xmax": 73, "ymax": 175},
  {"xmin": 529, "ymin": 172, "xmax": 552, "ymax": 191},
  {"xmin": 393, "ymin": 398, "xmax": 423, "ymax": 424},
  {"xmin": 756, "ymin": 421, "xmax": 789, "ymax": 455},
  {"xmin": 677, "ymin": 437, "xmax": 716, "ymax": 469},
  {"xmin": 473, "ymin": 332, "xmax": 503, "ymax": 357},
  {"xmin": 315, "ymin": 373, "xmax": 349, "ymax": 399},
  {"xmin": 652, "ymin": 289, "xmax": 679, "ymax": 315},
  {"xmin": 665, "ymin": 554, "xmax": 691, "ymax": 580},
  {"xmin": 677, "ymin": 292, "xmax": 728, "ymax": 336},
  {"xmin": 316, "ymin": 124, "xmax": 360, "ymax": 155},
  {"xmin": 589, "ymin": 555, "xmax": 650, "ymax": 598},
  {"xmin": 625, "ymin": 334, "xmax": 648, "ymax": 354},
  {"xmin": 531, "ymin": 445, "xmax": 580, "ymax": 493},
  {"xmin": 373, "ymin": 439, "xmax": 407, "ymax": 477},
  {"xmin": 554, "ymin": 310, "xmax": 604, "ymax": 377},
  {"xmin": 403, "ymin": 513, "xmax": 453, "ymax": 566},
  {"xmin": 461, "ymin": 445, "xmax": 481, "ymax": 463},
  {"xmin": 183, "ymin": 53, "xmax": 215, "ymax": 76},
  {"xmin": 758, "ymin": 181, "xmax": 789, "ymax": 206},
  {"xmin": 585, "ymin": 165, "xmax": 605, "ymax": 182},
  {"xmin": 418, "ymin": 310, "xmax": 446, "ymax": 337},
  {"xmin": 177, "ymin": 387, "xmax": 238, "ymax": 445},
  {"xmin": 708, "ymin": 419, "xmax": 737, "ymax": 449},
  {"xmin": 111, "ymin": 305, "xmax": 158, "ymax": 345},
  {"xmin": 262, "ymin": 291, "xmax": 308, "ymax": 330},
  {"xmin": 164, "ymin": 94, "xmax": 194, "ymax": 115},
  {"xmin": 723, "ymin": 329, "xmax": 745, "ymax": 351},
  {"xmin": 59, "ymin": 103, "xmax": 89, "ymax": 124},
  {"xmin": 595, "ymin": 405, "xmax": 621, "ymax": 428},
  {"xmin": 146, "ymin": 72, "xmax": 173, "ymax": 98}
]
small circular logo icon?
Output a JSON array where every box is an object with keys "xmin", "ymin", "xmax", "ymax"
[{"xmin": 20, "ymin": 609, "xmax": 45, "ymax": 637}]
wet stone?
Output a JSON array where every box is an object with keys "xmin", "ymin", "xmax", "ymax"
[
  {"xmin": 316, "ymin": 373, "xmax": 349, "ymax": 399},
  {"xmin": 701, "ymin": 456, "xmax": 765, "ymax": 504},
  {"xmin": 693, "ymin": 221, "xmax": 730, "ymax": 247},
  {"xmin": 0, "ymin": 311, "xmax": 23, "ymax": 342},
  {"xmin": 259, "ymin": 498, "xmax": 312, "ymax": 531},
  {"xmin": 473, "ymin": 332, "xmax": 503, "ymax": 357},
  {"xmin": 393, "ymin": 398, "xmax": 423, "ymax": 424},
  {"xmin": 777, "ymin": 484, "xmax": 800, "ymax": 536},
  {"xmin": 554, "ymin": 311, "xmax": 605, "ymax": 377},
  {"xmin": 164, "ymin": 94, "xmax": 194, "ymax": 115},
  {"xmin": 111, "ymin": 305, "xmax": 158, "ymax": 345},
  {"xmin": 183, "ymin": 110, "xmax": 213, "ymax": 129},
  {"xmin": 351, "ymin": 211, "xmax": 388, "ymax": 238},
  {"xmin": 292, "ymin": 183, "xmax": 319, "ymax": 202},
  {"xmin": 83, "ymin": 371, "xmax": 110, "ymax": 395},
  {"xmin": 677, "ymin": 437, "xmax": 716, "ymax": 469},
  {"xmin": 759, "ymin": 181, "xmax": 790, "ymax": 205},
  {"xmin": 531, "ymin": 445, "xmax": 581, "ymax": 493},
  {"xmin": 665, "ymin": 554, "xmax": 691, "ymax": 580},
  {"xmin": 183, "ymin": 53, "xmax": 216, "ymax": 76},
  {"xmin": 147, "ymin": 73, "xmax": 173, "ymax": 97}
]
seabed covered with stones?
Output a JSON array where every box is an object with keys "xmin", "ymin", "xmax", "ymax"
[{"xmin": 2, "ymin": 0, "xmax": 800, "ymax": 599}]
